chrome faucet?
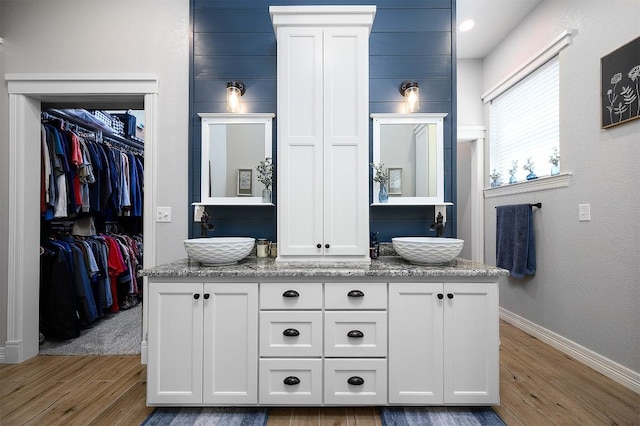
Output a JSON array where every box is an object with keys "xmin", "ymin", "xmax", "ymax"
[
  {"xmin": 200, "ymin": 211, "xmax": 215, "ymax": 237},
  {"xmin": 429, "ymin": 212, "xmax": 444, "ymax": 237}
]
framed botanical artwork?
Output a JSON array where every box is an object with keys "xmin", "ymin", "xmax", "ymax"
[
  {"xmin": 601, "ymin": 35, "xmax": 640, "ymax": 128},
  {"xmin": 237, "ymin": 169, "xmax": 253, "ymax": 196},
  {"xmin": 388, "ymin": 167, "xmax": 402, "ymax": 195}
]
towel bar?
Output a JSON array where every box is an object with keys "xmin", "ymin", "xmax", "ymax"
[{"xmin": 495, "ymin": 203, "xmax": 542, "ymax": 209}]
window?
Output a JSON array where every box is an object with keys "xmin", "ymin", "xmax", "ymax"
[{"xmin": 490, "ymin": 56, "xmax": 559, "ymax": 183}]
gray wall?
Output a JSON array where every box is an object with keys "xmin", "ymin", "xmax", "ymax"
[
  {"xmin": 481, "ymin": 0, "xmax": 640, "ymax": 373},
  {"xmin": 0, "ymin": 0, "xmax": 190, "ymax": 353}
]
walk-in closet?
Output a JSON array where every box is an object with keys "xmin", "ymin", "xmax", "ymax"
[{"xmin": 38, "ymin": 107, "xmax": 144, "ymax": 355}]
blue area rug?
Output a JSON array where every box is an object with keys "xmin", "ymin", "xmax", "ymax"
[
  {"xmin": 141, "ymin": 407, "xmax": 268, "ymax": 425},
  {"xmin": 380, "ymin": 407, "xmax": 505, "ymax": 426}
]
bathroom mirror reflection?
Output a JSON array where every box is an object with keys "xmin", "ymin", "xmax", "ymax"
[
  {"xmin": 198, "ymin": 113, "xmax": 275, "ymax": 205},
  {"xmin": 371, "ymin": 113, "xmax": 447, "ymax": 205}
]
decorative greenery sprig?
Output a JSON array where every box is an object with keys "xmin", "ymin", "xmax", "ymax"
[
  {"xmin": 256, "ymin": 157, "xmax": 273, "ymax": 190},
  {"xmin": 370, "ymin": 163, "xmax": 390, "ymax": 184},
  {"xmin": 523, "ymin": 157, "xmax": 535, "ymax": 173},
  {"xmin": 549, "ymin": 147, "xmax": 560, "ymax": 166},
  {"xmin": 508, "ymin": 160, "xmax": 518, "ymax": 177},
  {"xmin": 489, "ymin": 169, "xmax": 501, "ymax": 182}
]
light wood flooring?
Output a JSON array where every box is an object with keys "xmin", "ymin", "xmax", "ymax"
[{"xmin": 1, "ymin": 320, "xmax": 638, "ymax": 425}]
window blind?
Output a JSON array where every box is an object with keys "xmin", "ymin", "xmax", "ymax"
[{"xmin": 490, "ymin": 56, "xmax": 559, "ymax": 182}]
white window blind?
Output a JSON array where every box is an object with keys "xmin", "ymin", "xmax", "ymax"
[{"xmin": 490, "ymin": 56, "xmax": 559, "ymax": 183}]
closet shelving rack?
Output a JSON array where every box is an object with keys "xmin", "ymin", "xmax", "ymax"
[{"xmin": 42, "ymin": 108, "xmax": 144, "ymax": 153}]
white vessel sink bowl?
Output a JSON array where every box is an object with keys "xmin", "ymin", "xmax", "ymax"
[
  {"xmin": 184, "ymin": 237, "xmax": 255, "ymax": 266},
  {"xmin": 392, "ymin": 237, "xmax": 464, "ymax": 265}
]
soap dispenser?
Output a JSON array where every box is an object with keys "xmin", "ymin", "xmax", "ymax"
[{"xmin": 370, "ymin": 232, "xmax": 380, "ymax": 259}]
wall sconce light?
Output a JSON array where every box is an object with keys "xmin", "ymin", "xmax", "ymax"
[
  {"xmin": 226, "ymin": 81, "xmax": 246, "ymax": 112},
  {"xmin": 400, "ymin": 80, "xmax": 420, "ymax": 113}
]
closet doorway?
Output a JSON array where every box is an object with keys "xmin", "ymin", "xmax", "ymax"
[
  {"xmin": 39, "ymin": 107, "xmax": 145, "ymax": 356},
  {"xmin": 5, "ymin": 74, "xmax": 158, "ymax": 364}
]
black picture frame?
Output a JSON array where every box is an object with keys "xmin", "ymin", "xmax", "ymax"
[{"xmin": 601, "ymin": 36, "xmax": 640, "ymax": 129}]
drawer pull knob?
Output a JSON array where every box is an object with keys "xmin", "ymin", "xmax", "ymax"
[
  {"xmin": 325, "ymin": 243, "xmax": 330, "ymax": 249},
  {"xmin": 347, "ymin": 376, "xmax": 365, "ymax": 386},
  {"xmin": 282, "ymin": 290, "xmax": 300, "ymax": 298},
  {"xmin": 193, "ymin": 294, "xmax": 200, "ymax": 300},
  {"xmin": 347, "ymin": 290, "xmax": 364, "ymax": 298},
  {"xmin": 437, "ymin": 293, "xmax": 444, "ymax": 300},
  {"xmin": 203, "ymin": 293, "xmax": 210, "ymax": 299},
  {"xmin": 317, "ymin": 243, "xmax": 322, "ymax": 249},
  {"xmin": 447, "ymin": 293, "xmax": 454, "ymax": 299},
  {"xmin": 347, "ymin": 330, "xmax": 364, "ymax": 338},
  {"xmin": 283, "ymin": 376, "xmax": 300, "ymax": 386},
  {"xmin": 282, "ymin": 328, "xmax": 300, "ymax": 337}
]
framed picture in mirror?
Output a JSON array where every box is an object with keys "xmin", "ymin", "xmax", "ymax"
[
  {"xmin": 237, "ymin": 169, "xmax": 253, "ymax": 196},
  {"xmin": 388, "ymin": 168, "xmax": 402, "ymax": 195}
]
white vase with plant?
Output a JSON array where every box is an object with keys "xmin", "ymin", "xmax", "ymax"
[{"xmin": 256, "ymin": 157, "xmax": 273, "ymax": 203}]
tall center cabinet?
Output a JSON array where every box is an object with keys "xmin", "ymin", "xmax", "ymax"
[{"xmin": 270, "ymin": 6, "xmax": 375, "ymax": 262}]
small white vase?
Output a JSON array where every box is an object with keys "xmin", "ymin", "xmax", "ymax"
[{"xmin": 262, "ymin": 188, "xmax": 272, "ymax": 203}]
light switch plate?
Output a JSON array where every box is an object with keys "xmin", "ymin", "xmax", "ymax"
[
  {"xmin": 578, "ymin": 204, "xmax": 591, "ymax": 222},
  {"xmin": 194, "ymin": 205, "xmax": 205, "ymax": 222},
  {"xmin": 156, "ymin": 206, "xmax": 172, "ymax": 222}
]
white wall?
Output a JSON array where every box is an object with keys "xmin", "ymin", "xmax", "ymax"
[
  {"xmin": 457, "ymin": 59, "xmax": 485, "ymax": 259},
  {"xmin": 0, "ymin": 0, "xmax": 189, "ymax": 352},
  {"xmin": 481, "ymin": 0, "xmax": 640, "ymax": 373}
]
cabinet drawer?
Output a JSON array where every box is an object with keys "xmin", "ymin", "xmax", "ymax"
[
  {"xmin": 324, "ymin": 359, "xmax": 387, "ymax": 405},
  {"xmin": 260, "ymin": 283, "xmax": 323, "ymax": 309},
  {"xmin": 324, "ymin": 311, "xmax": 387, "ymax": 357},
  {"xmin": 260, "ymin": 311, "xmax": 323, "ymax": 357},
  {"xmin": 325, "ymin": 283, "xmax": 387, "ymax": 309},
  {"xmin": 259, "ymin": 358, "xmax": 322, "ymax": 405}
]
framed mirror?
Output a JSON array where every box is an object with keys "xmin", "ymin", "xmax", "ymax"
[
  {"xmin": 371, "ymin": 113, "xmax": 447, "ymax": 205},
  {"xmin": 198, "ymin": 113, "xmax": 275, "ymax": 205}
]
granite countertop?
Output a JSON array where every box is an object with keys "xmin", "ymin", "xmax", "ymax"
[{"xmin": 140, "ymin": 256, "xmax": 509, "ymax": 279}]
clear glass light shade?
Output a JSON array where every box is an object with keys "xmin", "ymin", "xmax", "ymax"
[
  {"xmin": 226, "ymin": 86, "xmax": 242, "ymax": 112},
  {"xmin": 404, "ymin": 86, "xmax": 419, "ymax": 113}
]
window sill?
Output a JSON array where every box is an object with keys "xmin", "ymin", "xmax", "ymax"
[{"xmin": 483, "ymin": 173, "xmax": 571, "ymax": 198}]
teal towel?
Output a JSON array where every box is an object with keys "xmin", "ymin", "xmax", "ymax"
[{"xmin": 496, "ymin": 204, "xmax": 536, "ymax": 279}]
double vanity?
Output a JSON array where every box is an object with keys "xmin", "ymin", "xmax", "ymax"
[{"xmin": 142, "ymin": 252, "xmax": 507, "ymax": 407}]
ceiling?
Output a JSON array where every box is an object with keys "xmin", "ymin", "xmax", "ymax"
[{"xmin": 456, "ymin": 0, "xmax": 542, "ymax": 59}]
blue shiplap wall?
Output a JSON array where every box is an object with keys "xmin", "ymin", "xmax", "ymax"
[{"xmin": 189, "ymin": 0, "xmax": 457, "ymax": 242}]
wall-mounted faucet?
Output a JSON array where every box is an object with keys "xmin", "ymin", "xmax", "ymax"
[
  {"xmin": 200, "ymin": 211, "xmax": 215, "ymax": 237},
  {"xmin": 429, "ymin": 212, "xmax": 444, "ymax": 237}
]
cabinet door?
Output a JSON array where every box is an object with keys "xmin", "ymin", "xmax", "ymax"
[
  {"xmin": 322, "ymin": 27, "xmax": 370, "ymax": 257},
  {"xmin": 443, "ymin": 283, "xmax": 499, "ymax": 404},
  {"xmin": 203, "ymin": 283, "xmax": 258, "ymax": 404},
  {"xmin": 277, "ymin": 27, "xmax": 324, "ymax": 257},
  {"xmin": 388, "ymin": 283, "xmax": 444, "ymax": 404},
  {"xmin": 147, "ymin": 282, "xmax": 203, "ymax": 405}
]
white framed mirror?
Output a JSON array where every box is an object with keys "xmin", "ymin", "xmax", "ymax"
[
  {"xmin": 197, "ymin": 113, "xmax": 275, "ymax": 205},
  {"xmin": 371, "ymin": 113, "xmax": 448, "ymax": 205}
]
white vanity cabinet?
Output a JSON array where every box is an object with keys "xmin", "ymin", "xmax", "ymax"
[
  {"xmin": 271, "ymin": 6, "xmax": 374, "ymax": 261},
  {"xmin": 388, "ymin": 282, "xmax": 499, "ymax": 405},
  {"xmin": 147, "ymin": 282, "xmax": 258, "ymax": 405}
]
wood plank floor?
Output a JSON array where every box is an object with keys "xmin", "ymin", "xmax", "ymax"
[{"xmin": 1, "ymin": 321, "xmax": 638, "ymax": 425}]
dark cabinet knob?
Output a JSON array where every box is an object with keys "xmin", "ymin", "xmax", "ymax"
[
  {"xmin": 325, "ymin": 244, "xmax": 330, "ymax": 249},
  {"xmin": 193, "ymin": 294, "xmax": 200, "ymax": 300},
  {"xmin": 203, "ymin": 293, "xmax": 210, "ymax": 299},
  {"xmin": 282, "ymin": 328, "xmax": 300, "ymax": 337},
  {"xmin": 282, "ymin": 290, "xmax": 300, "ymax": 298},
  {"xmin": 317, "ymin": 243, "xmax": 322, "ymax": 249},
  {"xmin": 347, "ymin": 376, "xmax": 365, "ymax": 386},
  {"xmin": 348, "ymin": 290, "xmax": 364, "ymax": 298},
  {"xmin": 283, "ymin": 376, "xmax": 300, "ymax": 386},
  {"xmin": 447, "ymin": 293, "xmax": 454, "ymax": 299},
  {"xmin": 437, "ymin": 293, "xmax": 444, "ymax": 299},
  {"xmin": 347, "ymin": 330, "xmax": 364, "ymax": 338}
]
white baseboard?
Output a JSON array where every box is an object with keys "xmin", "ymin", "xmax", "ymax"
[{"xmin": 500, "ymin": 308, "xmax": 640, "ymax": 394}]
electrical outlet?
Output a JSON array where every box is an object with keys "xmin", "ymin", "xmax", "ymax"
[
  {"xmin": 194, "ymin": 205, "xmax": 205, "ymax": 222},
  {"xmin": 435, "ymin": 205, "xmax": 447, "ymax": 225},
  {"xmin": 156, "ymin": 206, "xmax": 172, "ymax": 222},
  {"xmin": 578, "ymin": 204, "xmax": 591, "ymax": 222}
]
